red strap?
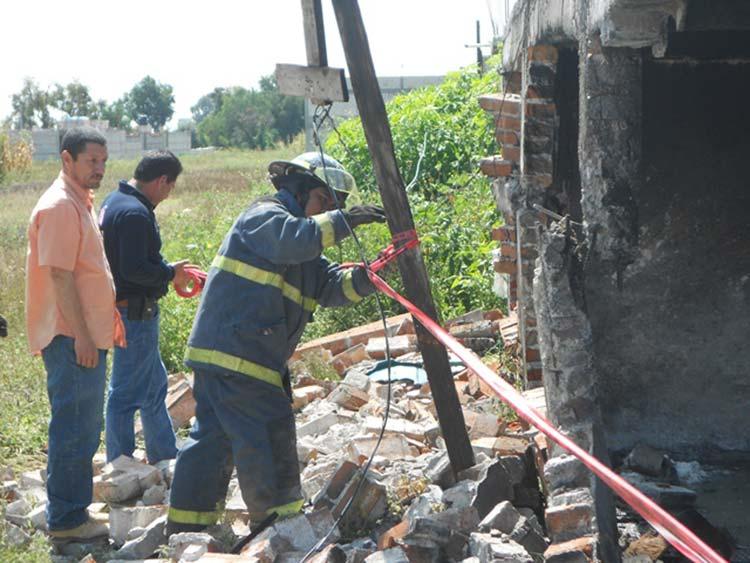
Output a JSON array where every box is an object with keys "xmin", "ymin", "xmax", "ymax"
[
  {"xmin": 367, "ymin": 230, "xmax": 419, "ymax": 273},
  {"xmin": 174, "ymin": 267, "xmax": 207, "ymax": 298},
  {"xmin": 367, "ymin": 271, "xmax": 726, "ymax": 563}
]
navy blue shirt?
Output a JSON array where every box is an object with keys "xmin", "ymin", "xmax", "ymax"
[{"xmin": 99, "ymin": 181, "xmax": 174, "ymax": 301}]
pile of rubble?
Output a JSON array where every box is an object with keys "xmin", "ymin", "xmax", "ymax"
[{"xmin": 16, "ymin": 311, "xmax": 712, "ymax": 563}]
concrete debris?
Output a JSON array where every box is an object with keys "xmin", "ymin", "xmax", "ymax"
[
  {"xmin": 141, "ymin": 482, "xmax": 167, "ymax": 505},
  {"xmin": 110, "ymin": 504, "xmax": 167, "ymax": 545},
  {"xmin": 620, "ymin": 471, "xmax": 697, "ymax": 509},
  {"xmin": 4, "ymin": 308, "xmax": 565, "ymax": 561},
  {"xmin": 168, "ymin": 531, "xmax": 218, "ymax": 560},
  {"xmin": 4, "ymin": 522, "xmax": 30, "ymax": 547},
  {"xmin": 4, "ymin": 497, "xmax": 31, "ymax": 526},
  {"xmin": 1, "ymin": 479, "xmax": 19, "ymax": 502},
  {"xmin": 313, "ymin": 461, "xmax": 388, "ymax": 530},
  {"xmin": 365, "ymin": 334, "xmax": 418, "ymax": 359},
  {"xmin": 94, "ymin": 455, "xmax": 163, "ymax": 504},
  {"xmin": 19, "ymin": 468, "xmax": 46, "ymax": 488},
  {"xmin": 28, "ymin": 503, "xmax": 48, "ymax": 531},
  {"xmin": 364, "ymin": 546, "xmax": 410, "ymax": 562},
  {"xmin": 623, "ymin": 443, "xmax": 677, "ymax": 481},
  {"xmin": 114, "ymin": 515, "xmax": 167, "ymax": 560},
  {"xmin": 468, "ymin": 532, "xmax": 533, "ymax": 562}
]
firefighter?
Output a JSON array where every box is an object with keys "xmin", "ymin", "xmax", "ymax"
[{"xmin": 167, "ymin": 153, "xmax": 386, "ymax": 534}]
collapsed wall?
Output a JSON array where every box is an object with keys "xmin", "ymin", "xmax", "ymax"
[{"xmin": 481, "ymin": 0, "xmax": 750, "ymax": 559}]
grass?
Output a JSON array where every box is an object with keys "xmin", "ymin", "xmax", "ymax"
[
  {"xmin": 0, "ymin": 143, "xmax": 301, "ymax": 473},
  {"xmin": 0, "ymin": 137, "xmax": 502, "ymax": 475}
]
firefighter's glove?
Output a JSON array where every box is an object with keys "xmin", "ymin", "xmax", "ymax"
[
  {"xmin": 344, "ymin": 205, "xmax": 386, "ymax": 229},
  {"xmin": 0, "ymin": 314, "xmax": 7, "ymax": 338}
]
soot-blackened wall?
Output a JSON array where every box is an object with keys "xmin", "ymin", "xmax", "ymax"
[{"xmin": 589, "ymin": 59, "xmax": 750, "ymax": 454}]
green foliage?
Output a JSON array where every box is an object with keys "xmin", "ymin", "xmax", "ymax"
[
  {"xmin": 306, "ymin": 57, "xmax": 505, "ymax": 336},
  {"xmin": 127, "ymin": 76, "xmax": 175, "ymax": 131},
  {"xmin": 259, "ymin": 75, "xmax": 304, "ymax": 145},
  {"xmin": 191, "ymin": 87, "xmax": 227, "ymax": 124},
  {"xmin": 92, "ymin": 97, "xmax": 131, "ymax": 130},
  {"xmin": 196, "ymin": 87, "xmax": 276, "ymax": 149},
  {"xmin": 194, "ymin": 75, "xmax": 303, "ymax": 149},
  {"xmin": 326, "ymin": 58, "xmax": 501, "ymax": 197},
  {"xmin": 51, "ymin": 80, "xmax": 94, "ymax": 118},
  {"xmin": 10, "ymin": 78, "xmax": 55, "ymax": 129}
]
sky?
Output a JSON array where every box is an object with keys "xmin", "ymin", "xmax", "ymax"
[{"xmin": 1, "ymin": 0, "xmax": 506, "ymax": 128}]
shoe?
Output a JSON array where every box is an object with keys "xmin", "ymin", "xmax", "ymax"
[{"xmin": 48, "ymin": 517, "xmax": 109, "ymax": 541}]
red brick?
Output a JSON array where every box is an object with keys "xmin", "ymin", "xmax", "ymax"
[
  {"xmin": 544, "ymin": 536, "xmax": 595, "ymax": 562},
  {"xmin": 503, "ymin": 145, "xmax": 521, "ymax": 163},
  {"xmin": 479, "ymin": 156, "xmax": 513, "ymax": 178},
  {"xmin": 479, "ymin": 94, "xmax": 521, "ymax": 117},
  {"xmin": 500, "ymin": 101, "xmax": 521, "ymax": 118},
  {"xmin": 528, "ymin": 44, "xmax": 559, "ymax": 64},
  {"xmin": 527, "ymin": 368, "xmax": 543, "ymax": 382},
  {"xmin": 504, "ymin": 72, "xmax": 522, "ymax": 94},
  {"xmin": 500, "ymin": 242, "xmax": 516, "ymax": 260},
  {"xmin": 292, "ymin": 313, "xmax": 411, "ymax": 359},
  {"xmin": 377, "ymin": 520, "xmax": 408, "ymax": 550},
  {"xmin": 496, "ymin": 130, "xmax": 520, "ymax": 146},
  {"xmin": 498, "ymin": 116, "xmax": 521, "ymax": 131},
  {"xmin": 525, "ymin": 102, "xmax": 556, "ymax": 118},
  {"xmin": 525, "ymin": 85, "xmax": 552, "ymax": 100},
  {"xmin": 525, "ymin": 347, "xmax": 541, "ymax": 363},
  {"xmin": 493, "ymin": 257, "xmax": 517, "ymax": 275},
  {"xmin": 546, "ymin": 503, "xmax": 593, "ymax": 539},
  {"xmin": 331, "ymin": 343, "xmax": 370, "ymax": 376},
  {"xmin": 491, "ymin": 226, "xmax": 515, "ymax": 242}
]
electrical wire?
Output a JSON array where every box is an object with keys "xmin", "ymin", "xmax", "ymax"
[{"xmin": 299, "ymin": 104, "xmax": 399, "ymax": 562}]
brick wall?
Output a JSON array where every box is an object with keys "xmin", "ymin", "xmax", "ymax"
[{"xmin": 478, "ymin": 46, "xmax": 561, "ymax": 389}]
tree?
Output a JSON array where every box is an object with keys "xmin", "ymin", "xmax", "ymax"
[
  {"xmin": 126, "ymin": 76, "xmax": 174, "ymax": 131},
  {"xmin": 52, "ymin": 81, "xmax": 94, "ymax": 118},
  {"xmin": 91, "ymin": 97, "xmax": 131, "ymax": 130},
  {"xmin": 10, "ymin": 78, "xmax": 55, "ymax": 129},
  {"xmin": 191, "ymin": 88, "xmax": 226, "ymax": 124},
  {"xmin": 259, "ymin": 75, "xmax": 304, "ymax": 145},
  {"xmin": 196, "ymin": 87, "xmax": 276, "ymax": 149}
]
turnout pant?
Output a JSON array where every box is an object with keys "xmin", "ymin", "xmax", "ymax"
[{"xmin": 167, "ymin": 369, "xmax": 302, "ymax": 533}]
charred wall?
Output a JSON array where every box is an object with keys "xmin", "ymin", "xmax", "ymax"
[{"xmin": 585, "ymin": 58, "xmax": 750, "ymax": 454}]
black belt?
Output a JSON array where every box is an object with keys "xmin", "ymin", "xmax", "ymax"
[{"xmin": 116, "ymin": 296, "xmax": 158, "ymax": 320}]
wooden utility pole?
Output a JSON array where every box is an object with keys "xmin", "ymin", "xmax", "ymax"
[{"xmin": 330, "ymin": 0, "xmax": 475, "ymax": 474}]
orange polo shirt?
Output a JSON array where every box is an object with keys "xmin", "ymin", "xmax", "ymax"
[{"xmin": 26, "ymin": 172, "xmax": 125, "ymax": 354}]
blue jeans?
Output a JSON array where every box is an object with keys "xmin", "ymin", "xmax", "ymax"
[
  {"xmin": 105, "ymin": 306, "xmax": 177, "ymax": 463},
  {"xmin": 167, "ymin": 369, "xmax": 302, "ymax": 533},
  {"xmin": 42, "ymin": 335, "xmax": 107, "ymax": 531}
]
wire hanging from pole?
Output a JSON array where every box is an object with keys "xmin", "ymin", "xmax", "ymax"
[{"xmin": 299, "ymin": 103, "xmax": 398, "ymax": 563}]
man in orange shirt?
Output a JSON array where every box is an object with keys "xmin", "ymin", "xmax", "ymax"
[{"xmin": 26, "ymin": 127, "xmax": 124, "ymax": 541}]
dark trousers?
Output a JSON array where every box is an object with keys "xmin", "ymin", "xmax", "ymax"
[{"xmin": 167, "ymin": 369, "xmax": 302, "ymax": 533}]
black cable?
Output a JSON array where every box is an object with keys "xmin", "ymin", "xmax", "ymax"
[{"xmin": 299, "ymin": 104, "xmax": 396, "ymax": 562}]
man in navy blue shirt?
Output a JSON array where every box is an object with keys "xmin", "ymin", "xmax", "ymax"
[{"xmin": 99, "ymin": 150, "xmax": 194, "ymax": 463}]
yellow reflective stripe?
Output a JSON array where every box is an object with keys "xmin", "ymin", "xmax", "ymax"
[
  {"xmin": 212, "ymin": 255, "xmax": 284, "ymax": 289},
  {"xmin": 185, "ymin": 347, "xmax": 283, "ymax": 389},
  {"xmin": 301, "ymin": 295, "xmax": 317, "ymax": 313},
  {"xmin": 212, "ymin": 254, "xmax": 317, "ymax": 312},
  {"xmin": 267, "ymin": 498, "xmax": 304, "ymax": 518},
  {"xmin": 281, "ymin": 283, "xmax": 317, "ymax": 313},
  {"xmin": 342, "ymin": 270, "xmax": 362, "ymax": 303},
  {"xmin": 312, "ymin": 213, "xmax": 335, "ymax": 248},
  {"xmin": 168, "ymin": 506, "xmax": 219, "ymax": 526}
]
